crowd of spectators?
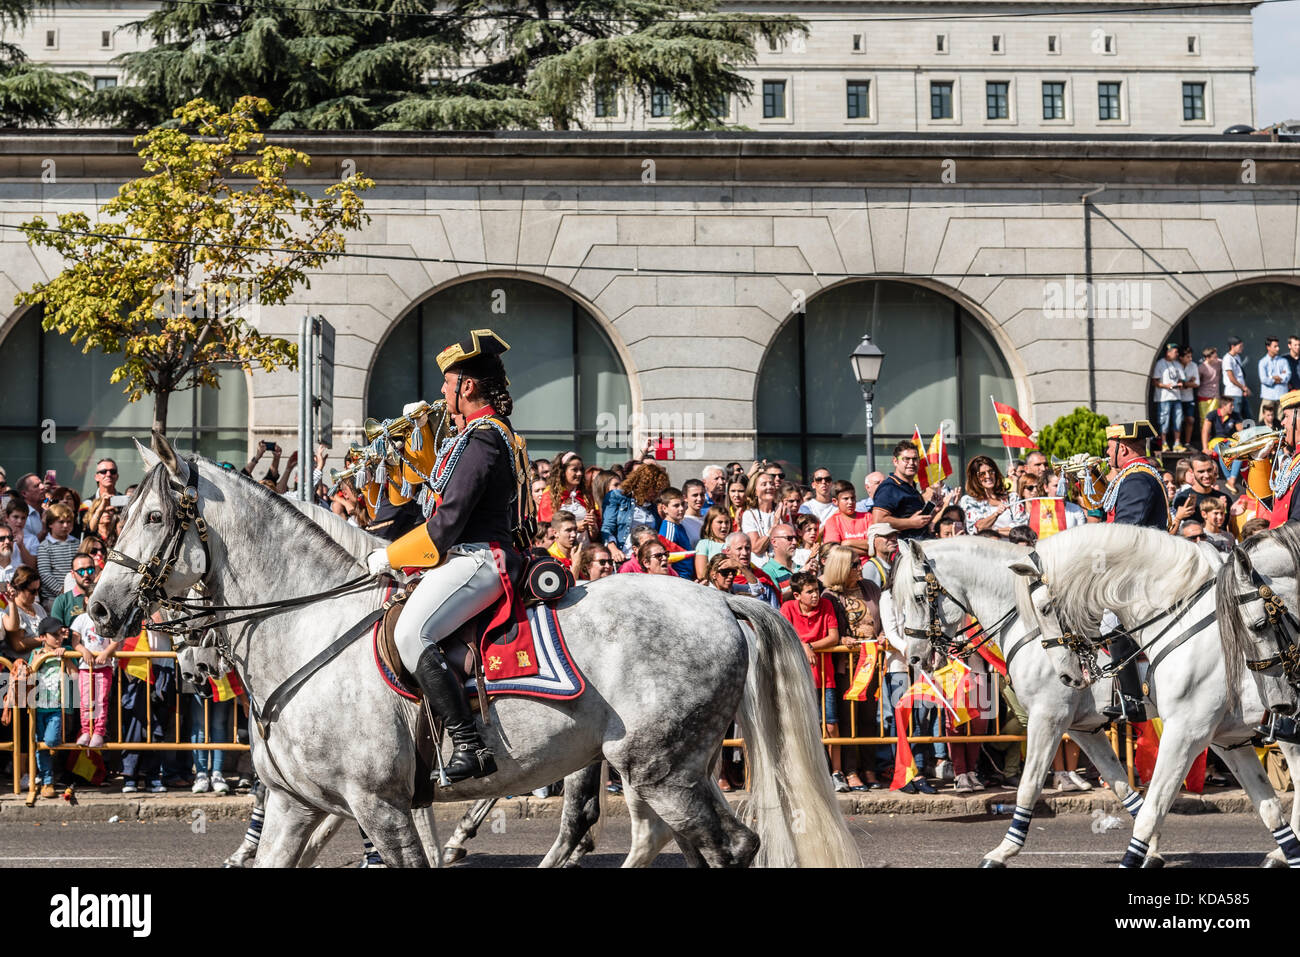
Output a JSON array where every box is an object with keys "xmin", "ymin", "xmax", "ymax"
[{"xmin": 1, "ymin": 458, "xmax": 253, "ymax": 798}]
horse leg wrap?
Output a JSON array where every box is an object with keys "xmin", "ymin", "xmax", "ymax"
[
  {"xmin": 359, "ymin": 825, "xmax": 386, "ymax": 868},
  {"xmin": 1271, "ymin": 826, "xmax": 1300, "ymax": 868},
  {"xmin": 243, "ymin": 804, "xmax": 265, "ymax": 849},
  {"xmin": 1003, "ymin": 805, "xmax": 1033, "ymax": 848},
  {"xmin": 1121, "ymin": 791, "xmax": 1144, "ymax": 819},
  {"xmin": 1120, "ymin": 836, "xmax": 1149, "ymax": 868}
]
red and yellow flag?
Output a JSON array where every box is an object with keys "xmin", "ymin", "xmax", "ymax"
[
  {"xmin": 1027, "ymin": 497, "xmax": 1069, "ymax": 540},
  {"xmin": 890, "ymin": 678, "xmax": 934, "ymax": 789},
  {"xmin": 911, "ymin": 427, "xmax": 932, "ymax": 492},
  {"xmin": 66, "ymin": 747, "xmax": 106, "ymax": 785},
  {"xmin": 1132, "ymin": 719, "xmax": 1207, "ymax": 793},
  {"xmin": 208, "ymin": 669, "xmax": 246, "ymax": 703},
  {"xmin": 120, "ymin": 629, "xmax": 151, "ymax": 684},
  {"xmin": 932, "ymin": 660, "xmax": 974, "ymax": 726},
  {"xmin": 843, "ymin": 641, "xmax": 880, "ymax": 701},
  {"xmin": 924, "ymin": 426, "xmax": 952, "ymax": 490},
  {"xmin": 993, "ymin": 400, "xmax": 1035, "ymax": 449}
]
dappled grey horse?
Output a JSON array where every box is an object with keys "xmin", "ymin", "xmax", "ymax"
[{"xmin": 89, "ymin": 433, "xmax": 860, "ymax": 868}]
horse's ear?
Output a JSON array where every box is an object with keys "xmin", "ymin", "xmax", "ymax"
[
  {"xmin": 134, "ymin": 437, "xmax": 161, "ymax": 472},
  {"xmin": 150, "ymin": 429, "xmax": 184, "ymax": 480},
  {"xmin": 1008, "ymin": 557, "xmax": 1039, "ymax": 578},
  {"xmin": 903, "ymin": 538, "xmax": 923, "ymax": 559}
]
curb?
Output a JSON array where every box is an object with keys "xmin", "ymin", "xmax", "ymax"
[{"xmin": 0, "ymin": 786, "xmax": 1284, "ymax": 822}]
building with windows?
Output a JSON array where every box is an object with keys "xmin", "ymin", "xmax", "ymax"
[
  {"xmin": 1, "ymin": 131, "xmax": 1297, "ymax": 495},
  {"xmin": 12, "ymin": 1, "xmax": 1261, "ymax": 134}
]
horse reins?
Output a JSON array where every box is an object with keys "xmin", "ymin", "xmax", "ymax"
[
  {"xmin": 903, "ymin": 549, "xmax": 1029, "ymax": 665},
  {"xmin": 1232, "ymin": 544, "xmax": 1300, "ymax": 683}
]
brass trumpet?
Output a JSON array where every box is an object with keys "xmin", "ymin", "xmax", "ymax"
[
  {"xmin": 362, "ymin": 399, "xmax": 437, "ymax": 444},
  {"xmin": 1218, "ymin": 427, "xmax": 1283, "ymax": 465},
  {"xmin": 1053, "ymin": 453, "xmax": 1111, "ymax": 510}
]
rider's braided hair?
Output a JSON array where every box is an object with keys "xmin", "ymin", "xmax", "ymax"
[{"xmin": 467, "ymin": 354, "xmax": 513, "ymax": 418}]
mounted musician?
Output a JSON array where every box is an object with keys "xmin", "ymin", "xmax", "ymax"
[
  {"xmin": 1097, "ymin": 419, "xmax": 1171, "ymax": 723},
  {"xmin": 1268, "ymin": 390, "xmax": 1300, "ymax": 528},
  {"xmin": 363, "ymin": 329, "xmax": 532, "ymax": 784}
]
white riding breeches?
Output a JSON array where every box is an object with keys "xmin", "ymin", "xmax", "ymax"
[{"xmin": 394, "ymin": 543, "xmax": 505, "ymax": 673}]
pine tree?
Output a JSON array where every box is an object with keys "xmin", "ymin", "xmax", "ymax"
[
  {"xmin": 82, "ymin": 0, "xmax": 804, "ymax": 130},
  {"xmin": 0, "ymin": 0, "xmax": 89, "ymax": 125}
]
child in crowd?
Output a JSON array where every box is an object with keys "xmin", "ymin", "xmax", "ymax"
[
  {"xmin": 29, "ymin": 616, "xmax": 70, "ymax": 797},
  {"xmin": 71, "ymin": 605, "xmax": 119, "ymax": 748},
  {"xmin": 780, "ymin": 571, "xmax": 844, "ymax": 788},
  {"xmin": 656, "ymin": 487, "xmax": 694, "ymax": 580},
  {"xmin": 793, "ymin": 514, "xmax": 820, "ymax": 571},
  {"xmin": 37, "ymin": 503, "xmax": 79, "ymax": 606},
  {"xmin": 547, "ymin": 511, "xmax": 579, "ymax": 569},
  {"xmin": 822, "ymin": 480, "xmax": 872, "ymax": 560},
  {"xmin": 693, "ymin": 507, "xmax": 732, "ymax": 580},
  {"xmin": 680, "ymin": 479, "xmax": 706, "ymax": 547}
]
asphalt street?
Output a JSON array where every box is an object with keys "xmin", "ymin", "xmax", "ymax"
[{"xmin": 0, "ymin": 811, "xmax": 1280, "ymax": 868}]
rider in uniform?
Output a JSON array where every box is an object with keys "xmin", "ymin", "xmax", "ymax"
[
  {"xmin": 1099, "ymin": 420, "xmax": 1170, "ymax": 723},
  {"xmin": 365, "ymin": 330, "xmax": 529, "ymax": 784},
  {"xmin": 1268, "ymin": 390, "xmax": 1300, "ymax": 528}
]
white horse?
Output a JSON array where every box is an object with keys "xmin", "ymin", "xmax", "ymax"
[
  {"xmin": 89, "ymin": 433, "xmax": 859, "ymax": 868},
  {"xmin": 1006, "ymin": 523, "xmax": 1300, "ymax": 868},
  {"xmin": 893, "ymin": 535, "xmax": 1149, "ymax": 867}
]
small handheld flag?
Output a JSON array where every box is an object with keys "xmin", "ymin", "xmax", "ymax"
[{"xmin": 992, "ymin": 399, "xmax": 1035, "ymax": 449}]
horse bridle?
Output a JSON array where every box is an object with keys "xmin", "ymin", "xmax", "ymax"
[
  {"xmin": 1232, "ymin": 544, "xmax": 1300, "ymax": 684},
  {"xmin": 105, "ymin": 459, "xmax": 212, "ymax": 618},
  {"xmin": 903, "ymin": 549, "xmax": 1021, "ymax": 662}
]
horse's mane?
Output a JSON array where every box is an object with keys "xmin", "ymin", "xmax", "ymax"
[
  {"xmin": 1031, "ymin": 523, "xmax": 1217, "ymax": 634},
  {"xmin": 187, "ymin": 457, "xmax": 362, "ymax": 570},
  {"xmin": 1216, "ymin": 522, "xmax": 1300, "ymax": 709},
  {"xmin": 287, "ymin": 498, "xmax": 381, "ymax": 563}
]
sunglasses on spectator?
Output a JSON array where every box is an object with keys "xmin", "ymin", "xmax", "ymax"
[
  {"xmin": 74, "ymin": 567, "xmax": 96, "ymax": 577},
  {"xmin": 715, "ymin": 569, "xmax": 739, "ymax": 578},
  {"xmin": 812, "ymin": 475, "xmax": 831, "ymax": 482},
  {"xmin": 1185, "ymin": 532, "xmax": 1207, "ymax": 541},
  {"xmin": 97, "ymin": 468, "xmax": 118, "ymax": 475},
  {"xmin": 772, "ymin": 534, "xmax": 796, "ymax": 541},
  {"xmin": 0, "ymin": 535, "xmax": 11, "ymax": 544},
  {"xmin": 593, "ymin": 559, "xmax": 614, "ymax": 567},
  {"xmin": 25, "ymin": 585, "xmax": 41, "ymax": 594},
  {"xmin": 647, "ymin": 552, "xmax": 668, "ymax": 561}
]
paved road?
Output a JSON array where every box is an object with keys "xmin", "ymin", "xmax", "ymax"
[{"xmin": 0, "ymin": 811, "xmax": 1279, "ymax": 867}]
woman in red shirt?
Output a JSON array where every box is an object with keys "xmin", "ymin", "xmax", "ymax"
[
  {"xmin": 780, "ymin": 571, "xmax": 843, "ymax": 789},
  {"xmin": 537, "ymin": 451, "xmax": 599, "ymax": 543}
]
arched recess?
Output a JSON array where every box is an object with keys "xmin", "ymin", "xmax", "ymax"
[
  {"xmin": 367, "ymin": 274, "xmax": 634, "ymax": 466},
  {"xmin": 1146, "ymin": 279, "xmax": 1300, "ymax": 432},
  {"xmin": 755, "ymin": 279, "xmax": 1024, "ymax": 484},
  {"xmin": 0, "ymin": 306, "xmax": 249, "ymax": 495}
]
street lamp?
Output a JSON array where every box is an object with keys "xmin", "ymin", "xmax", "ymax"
[{"xmin": 850, "ymin": 334, "xmax": 885, "ymax": 474}]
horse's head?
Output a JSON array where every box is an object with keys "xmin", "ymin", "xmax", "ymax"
[
  {"xmin": 893, "ymin": 539, "xmax": 967, "ymax": 670},
  {"xmin": 1008, "ymin": 552, "xmax": 1089, "ymax": 689},
  {"xmin": 177, "ymin": 643, "xmax": 226, "ymax": 699},
  {"xmin": 1216, "ymin": 531, "xmax": 1300, "ymax": 717},
  {"xmin": 89, "ymin": 431, "xmax": 211, "ymax": 639}
]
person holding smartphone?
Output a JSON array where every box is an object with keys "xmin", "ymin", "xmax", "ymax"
[{"xmin": 869, "ymin": 442, "xmax": 942, "ymax": 540}]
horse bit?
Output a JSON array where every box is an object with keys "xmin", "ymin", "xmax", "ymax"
[
  {"xmin": 904, "ymin": 552, "xmax": 1020, "ymax": 663},
  {"xmin": 1233, "ymin": 546, "xmax": 1300, "ymax": 685}
]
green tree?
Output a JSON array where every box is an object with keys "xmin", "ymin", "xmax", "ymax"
[
  {"xmin": 0, "ymin": 0, "xmax": 89, "ymax": 125},
  {"xmin": 16, "ymin": 97, "xmax": 374, "ymax": 435},
  {"xmin": 1035, "ymin": 406, "xmax": 1111, "ymax": 461},
  {"xmin": 82, "ymin": 0, "xmax": 804, "ymax": 131}
]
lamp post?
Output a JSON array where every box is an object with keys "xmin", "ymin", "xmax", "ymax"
[{"xmin": 850, "ymin": 334, "xmax": 885, "ymax": 475}]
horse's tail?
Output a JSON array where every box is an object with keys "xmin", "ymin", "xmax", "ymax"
[{"xmin": 725, "ymin": 595, "xmax": 861, "ymax": 868}]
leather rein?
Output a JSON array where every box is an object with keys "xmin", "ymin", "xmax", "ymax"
[{"xmin": 1232, "ymin": 544, "xmax": 1300, "ymax": 684}]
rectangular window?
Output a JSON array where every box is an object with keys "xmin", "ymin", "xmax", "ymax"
[
  {"xmin": 1042, "ymin": 81, "xmax": 1065, "ymax": 120},
  {"xmin": 846, "ymin": 80, "xmax": 870, "ymax": 119},
  {"xmin": 712, "ymin": 93, "xmax": 729, "ymax": 120},
  {"xmin": 44, "ymin": 29, "xmax": 55, "ymax": 48},
  {"xmin": 767, "ymin": 36, "xmax": 779, "ymax": 52},
  {"xmin": 594, "ymin": 83, "xmax": 616, "ymax": 118},
  {"xmin": 651, "ymin": 85, "xmax": 671, "ymax": 119},
  {"xmin": 1098, "ymin": 81, "xmax": 1121, "ymax": 120},
  {"xmin": 986, "ymin": 81, "xmax": 1009, "ymax": 119},
  {"xmin": 936, "ymin": 34, "xmax": 946, "ymax": 53},
  {"xmin": 762, "ymin": 80, "xmax": 786, "ymax": 118},
  {"xmin": 100, "ymin": 30, "xmax": 112, "ymax": 49},
  {"xmin": 1182, "ymin": 81, "xmax": 1205, "ymax": 120},
  {"xmin": 930, "ymin": 81, "xmax": 953, "ymax": 119},
  {"xmin": 991, "ymin": 35, "xmax": 1002, "ymax": 53},
  {"xmin": 852, "ymin": 33, "xmax": 863, "ymax": 52},
  {"xmin": 1048, "ymin": 34, "xmax": 1058, "ymax": 53},
  {"xmin": 1187, "ymin": 35, "xmax": 1199, "ymax": 54},
  {"xmin": 1103, "ymin": 34, "xmax": 1115, "ymax": 53},
  {"xmin": 93, "ymin": 76, "xmax": 117, "ymax": 90}
]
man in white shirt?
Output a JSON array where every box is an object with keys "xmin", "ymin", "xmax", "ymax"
[
  {"xmin": 680, "ymin": 479, "xmax": 706, "ymax": 546},
  {"xmin": 1222, "ymin": 336, "xmax": 1250, "ymax": 421},
  {"xmin": 1178, "ymin": 346, "xmax": 1200, "ymax": 451},
  {"xmin": 700, "ymin": 465, "xmax": 726, "ymax": 509},
  {"xmin": 1152, "ymin": 342, "xmax": 1185, "ymax": 452},
  {"xmin": 1259, "ymin": 336, "xmax": 1290, "ymax": 402},
  {"xmin": 15, "ymin": 474, "xmax": 46, "ymax": 545},
  {"xmin": 798, "ymin": 467, "xmax": 838, "ymax": 523}
]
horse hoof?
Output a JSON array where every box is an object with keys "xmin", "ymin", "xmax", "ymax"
[
  {"xmin": 1262, "ymin": 854, "xmax": 1289, "ymax": 869},
  {"xmin": 1142, "ymin": 855, "xmax": 1165, "ymax": 869},
  {"xmin": 442, "ymin": 846, "xmax": 467, "ymax": 866},
  {"xmin": 979, "ymin": 858, "xmax": 1006, "ymax": 868}
]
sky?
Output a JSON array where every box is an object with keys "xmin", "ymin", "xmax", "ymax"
[{"xmin": 1255, "ymin": 0, "xmax": 1300, "ymax": 125}]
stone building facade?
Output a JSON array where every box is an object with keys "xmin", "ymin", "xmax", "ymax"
[{"xmin": 1, "ymin": 131, "xmax": 1297, "ymax": 489}]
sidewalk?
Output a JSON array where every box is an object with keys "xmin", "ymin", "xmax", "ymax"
[{"xmin": 0, "ymin": 783, "xmax": 1282, "ymax": 822}]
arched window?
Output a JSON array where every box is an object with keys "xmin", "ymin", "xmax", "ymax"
[
  {"xmin": 756, "ymin": 281, "xmax": 1017, "ymax": 483},
  {"xmin": 0, "ymin": 308, "xmax": 248, "ymax": 496},
  {"xmin": 1151, "ymin": 281, "xmax": 1300, "ymax": 426},
  {"xmin": 368, "ymin": 278, "xmax": 632, "ymax": 465}
]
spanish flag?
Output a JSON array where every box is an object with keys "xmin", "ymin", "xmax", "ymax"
[
  {"xmin": 911, "ymin": 427, "xmax": 932, "ymax": 491},
  {"xmin": 208, "ymin": 669, "xmax": 245, "ymax": 703},
  {"xmin": 1132, "ymin": 719, "xmax": 1207, "ymax": 794},
  {"xmin": 932, "ymin": 660, "xmax": 974, "ymax": 726},
  {"xmin": 891, "ymin": 674, "xmax": 959, "ymax": 789},
  {"xmin": 66, "ymin": 747, "xmax": 106, "ymax": 785},
  {"xmin": 843, "ymin": 640, "xmax": 880, "ymax": 701},
  {"xmin": 923, "ymin": 426, "xmax": 952, "ymax": 490},
  {"xmin": 992, "ymin": 399, "xmax": 1035, "ymax": 449},
  {"xmin": 1027, "ymin": 496, "xmax": 1069, "ymax": 540},
  {"xmin": 120, "ymin": 629, "xmax": 151, "ymax": 684}
]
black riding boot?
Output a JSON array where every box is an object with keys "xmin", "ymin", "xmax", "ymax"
[
  {"xmin": 1101, "ymin": 633, "xmax": 1147, "ymax": 723},
  {"xmin": 414, "ymin": 645, "xmax": 497, "ymax": 784}
]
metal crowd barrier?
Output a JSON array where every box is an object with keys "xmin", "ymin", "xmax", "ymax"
[
  {"xmin": 721, "ymin": 646, "xmax": 1162, "ymax": 790},
  {"xmin": 10, "ymin": 648, "xmax": 250, "ymax": 797}
]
